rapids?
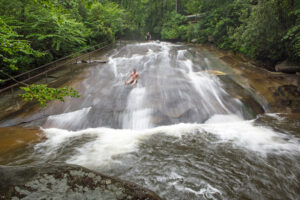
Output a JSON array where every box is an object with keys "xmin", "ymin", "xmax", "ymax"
[{"xmin": 2, "ymin": 42, "xmax": 300, "ymax": 199}]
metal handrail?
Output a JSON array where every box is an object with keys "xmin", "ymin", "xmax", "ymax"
[
  {"xmin": 0, "ymin": 40, "xmax": 117, "ymax": 94},
  {"xmin": 2, "ymin": 41, "xmax": 108, "ymax": 83}
]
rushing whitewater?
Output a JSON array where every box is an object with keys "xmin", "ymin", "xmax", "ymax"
[{"xmin": 9, "ymin": 42, "xmax": 300, "ymax": 199}]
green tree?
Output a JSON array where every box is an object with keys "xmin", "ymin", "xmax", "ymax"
[
  {"xmin": 161, "ymin": 11, "xmax": 187, "ymax": 40},
  {"xmin": 0, "ymin": 17, "xmax": 43, "ymax": 74}
]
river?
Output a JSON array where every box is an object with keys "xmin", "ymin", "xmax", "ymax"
[{"xmin": 1, "ymin": 41, "xmax": 300, "ymax": 200}]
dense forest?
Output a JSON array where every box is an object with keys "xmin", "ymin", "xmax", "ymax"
[
  {"xmin": 1, "ymin": 0, "xmax": 299, "ymax": 79},
  {"xmin": 120, "ymin": 0, "xmax": 300, "ymax": 65}
]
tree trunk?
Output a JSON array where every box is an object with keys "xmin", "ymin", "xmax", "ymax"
[{"xmin": 21, "ymin": 0, "xmax": 26, "ymax": 23}]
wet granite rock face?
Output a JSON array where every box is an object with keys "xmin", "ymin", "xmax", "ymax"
[
  {"xmin": 273, "ymin": 85, "xmax": 300, "ymax": 112},
  {"xmin": 0, "ymin": 163, "xmax": 162, "ymax": 200}
]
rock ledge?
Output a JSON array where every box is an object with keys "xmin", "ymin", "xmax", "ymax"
[{"xmin": 0, "ymin": 163, "xmax": 162, "ymax": 200}]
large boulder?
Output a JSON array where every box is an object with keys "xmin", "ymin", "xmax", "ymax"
[
  {"xmin": 275, "ymin": 60, "xmax": 300, "ymax": 73},
  {"xmin": 0, "ymin": 163, "xmax": 162, "ymax": 200}
]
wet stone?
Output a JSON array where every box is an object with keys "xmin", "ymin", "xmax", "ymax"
[
  {"xmin": 110, "ymin": 185, "xmax": 118, "ymax": 192},
  {"xmin": 87, "ymin": 172, "xmax": 96, "ymax": 178},
  {"xmin": 0, "ymin": 163, "xmax": 162, "ymax": 200},
  {"xmin": 115, "ymin": 190, "xmax": 125, "ymax": 198}
]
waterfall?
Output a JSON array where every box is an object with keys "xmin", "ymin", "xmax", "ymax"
[{"xmin": 4, "ymin": 41, "xmax": 300, "ymax": 200}]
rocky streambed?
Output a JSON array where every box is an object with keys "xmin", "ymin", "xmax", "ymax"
[{"xmin": 0, "ymin": 164, "xmax": 161, "ymax": 200}]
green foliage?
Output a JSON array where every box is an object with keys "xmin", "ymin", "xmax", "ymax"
[
  {"xmin": 24, "ymin": 8, "xmax": 89, "ymax": 56},
  {"xmin": 86, "ymin": 1, "xmax": 127, "ymax": 43},
  {"xmin": 20, "ymin": 84, "xmax": 80, "ymax": 107},
  {"xmin": 183, "ymin": 0, "xmax": 299, "ymax": 63},
  {"xmin": 119, "ymin": 0, "xmax": 179, "ymax": 37},
  {"xmin": 0, "ymin": 0, "xmax": 128, "ymax": 107},
  {"xmin": 0, "ymin": 0, "xmax": 128, "ymax": 74},
  {"xmin": 231, "ymin": 1, "xmax": 284, "ymax": 62},
  {"xmin": 185, "ymin": 0, "xmax": 202, "ymax": 14},
  {"xmin": 283, "ymin": 3, "xmax": 300, "ymax": 60},
  {"xmin": 161, "ymin": 12, "xmax": 187, "ymax": 40},
  {"xmin": 91, "ymin": 2, "xmax": 126, "ymax": 36},
  {"xmin": 0, "ymin": 18, "xmax": 43, "ymax": 72}
]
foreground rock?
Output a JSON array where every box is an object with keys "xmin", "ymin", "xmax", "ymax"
[
  {"xmin": 0, "ymin": 127, "xmax": 42, "ymax": 157},
  {"xmin": 0, "ymin": 163, "xmax": 162, "ymax": 200}
]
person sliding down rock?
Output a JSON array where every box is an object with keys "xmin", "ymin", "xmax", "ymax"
[{"xmin": 125, "ymin": 69, "xmax": 139, "ymax": 86}]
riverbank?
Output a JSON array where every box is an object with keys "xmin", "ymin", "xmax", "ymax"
[{"xmin": 193, "ymin": 44, "xmax": 300, "ymax": 113}]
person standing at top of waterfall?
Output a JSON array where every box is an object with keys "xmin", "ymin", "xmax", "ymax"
[
  {"xmin": 125, "ymin": 69, "xmax": 139, "ymax": 86},
  {"xmin": 145, "ymin": 32, "xmax": 151, "ymax": 41}
]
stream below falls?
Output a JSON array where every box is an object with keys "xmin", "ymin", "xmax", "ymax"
[{"xmin": 1, "ymin": 42, "xmax": 300, "ymax": 200}]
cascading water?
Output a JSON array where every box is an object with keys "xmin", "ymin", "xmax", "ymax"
[
  {"xmin": 4, "ymin": 42, "xmax": 300, "ymax": 199},
  {"xmin": 43, "ymin": 42, "xmax": 246, "ymax": 130}
]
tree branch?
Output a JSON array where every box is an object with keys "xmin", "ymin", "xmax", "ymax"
[{"xmin": 0, "ymin": 70, "xmax": 28, "ymax": 86}]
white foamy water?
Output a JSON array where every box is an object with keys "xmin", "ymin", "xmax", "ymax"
[
  {"xmin": 44, "ymin": 107, "xmax": 91, "ymax": 129},
  {"xmin": 37, "ymin": 114, "xmax": 300, "ymax": 170},
  {"xmin": 122, "ymin": 87, "xmax": 153, "ymax": 129},
  {"xmin": 176, "ymin": 49, "xmax": 243, "ymax": 117},
  {"xmin": 203, "ymin": 115, "xmax": 300, "ymax": 155},
  {"xmin": 265, "ymin": 113, "xmax": 286, "ymax": 120}
]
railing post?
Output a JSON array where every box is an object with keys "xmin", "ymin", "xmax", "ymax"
[{"xmin": 11, "ymin": 87, "xmax": 15, "ymax": 104}]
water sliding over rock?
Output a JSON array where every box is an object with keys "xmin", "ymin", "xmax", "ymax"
[
  {"xmin": 43, "ymin": 42, "xmax": 245, "ymax": 130},
  {"xmin": 2, "ymin": 42, "xmax": 300, "ymax": 200}
]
